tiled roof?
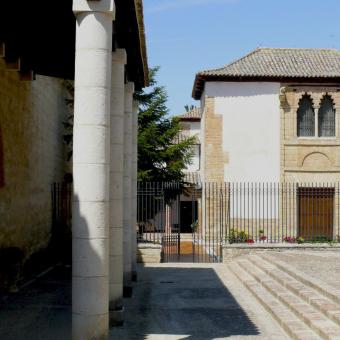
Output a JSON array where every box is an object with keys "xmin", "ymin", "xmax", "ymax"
[
  {"xmin": 193, "ymin": 48, "xmax": 340, "ymax": 99},
  {"xmin": 178, "ymin": 107, "xmax": 201, "ymax": 120},
  {"xmin": 184, "ymin": 171, "xmax": 201, "ymax": 184}
]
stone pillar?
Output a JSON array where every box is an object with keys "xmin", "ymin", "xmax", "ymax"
[
  {"xmin": 109, "ymin": 49, "xmax": 126, "ymax": 326},
  {"xmin": 72, "ymin": 1, "xmax": 114, "ymax": 339},
  {"xmin": 123, "ymin": 82, "xmax": 134, "ymax": 297},
  {"xmin": 131, "ymin": 100, "xmax": 139, "ymax": 281}
]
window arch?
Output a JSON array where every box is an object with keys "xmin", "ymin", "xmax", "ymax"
[
  {"xmin": 297, "ymin": 95, "xmax": 315, "ymax": 137},
  {"xmin": 318, "ymin": 95, "xmax": 335, "ymax": 137}
]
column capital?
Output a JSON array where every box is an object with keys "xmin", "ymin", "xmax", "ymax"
[
  {"xmin": 112, "ymin": 49, "xmax": 127, "ymax": 65},
  {"xmin": 73, "ymin": 0, "xmax": 115, "ymax": 18}
]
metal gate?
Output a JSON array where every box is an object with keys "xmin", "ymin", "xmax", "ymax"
[{"xmin": 137, "ymin": 182, "xmax": 223, "ymax": 263}]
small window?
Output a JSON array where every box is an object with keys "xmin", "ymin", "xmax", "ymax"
[
  {"xmin": 318, "ymin": 95, "xmax": 335, "ymax": 137},
  {"xmin": 297, "ymin": 95, "xmax": 315, "ymax": 137}
]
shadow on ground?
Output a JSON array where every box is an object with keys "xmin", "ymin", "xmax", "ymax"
[
  {"xmin": 0, "ymin": 265, "xmax": 71, "ymax": 340},
  {"xmin": 111, "ymin": 265, "xmax": 260, "ymax": 340}
]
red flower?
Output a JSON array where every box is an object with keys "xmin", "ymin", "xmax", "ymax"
[
  {"xmin": 246, "ymin": 239, "xmax": 254, "ymax": 244},
  {"xmin": 260, "ymin": 236, "xmax": 267, "ymax": 241}
]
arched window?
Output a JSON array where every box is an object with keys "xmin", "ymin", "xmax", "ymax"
[
  {"xmin": 297, "ymin": 95, "xmax": 315, "ymax": 137},
  {"xmin": 318, "ymin": 95, "xmax": 335, "ymax": 137},
  {"xmin": 0, "ymin": 124, "xmax": 4, "ymax": 188}
]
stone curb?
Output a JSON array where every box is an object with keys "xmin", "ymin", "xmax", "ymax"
[
  {"xmin": 262, "ymin": 254, "xmax": 340, "ymax": 306},
  {"xmin": 229, "ymin": 262, "xmax": 319, "ymax": 340},
  {"xmin": 248, "ymin": 255, "xmax": 340, "ymax": 327},
  {"xmin": 238, "ymin": 258, "xmax": 340, "ymax": 339}
]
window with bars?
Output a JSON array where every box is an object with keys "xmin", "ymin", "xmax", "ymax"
[
  {"xmin": 297, "ymin": 95, "xmax": 315, "ymax": 137},
  {"xmin": 318, "ymin": 95, "xmax": 335, "ymax": 137}
]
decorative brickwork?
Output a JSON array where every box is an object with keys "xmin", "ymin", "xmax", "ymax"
[{"xmin": 280, "ymin": 86, "xmax": 340, "ymax": 183}]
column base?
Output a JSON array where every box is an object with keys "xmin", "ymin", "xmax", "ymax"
[
  {"xmin": 109, "ymin": 306, "xmax": 124, "ymax": 327},
  {"xmin": 123, "ymin": 285, "xmax": 133, "ymax": 298},
  {"xmin": 132, "ymin": 270, "xmax": 137, "ymax": 282}
]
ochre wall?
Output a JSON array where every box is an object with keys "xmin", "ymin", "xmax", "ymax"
[
  {"xmin": 281, "ymin": 86, "xmax": 340, "ymax": 183},
  {"xmin": 0, "ymin": 68, "xmax": 67, "ymax": 259}
]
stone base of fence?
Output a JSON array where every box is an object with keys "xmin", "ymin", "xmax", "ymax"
[
  {"xmin": 137, "ymin": 243, "xmax": 162, "ymax": 263},
  {"xmin": 222, "ymin": 243, "xmax": 340, "ymax": 263}
]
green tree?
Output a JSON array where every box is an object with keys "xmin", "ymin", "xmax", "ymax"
[{"xmin": 135, "ymin": 67, "xmax": 195, "ymax": 182}]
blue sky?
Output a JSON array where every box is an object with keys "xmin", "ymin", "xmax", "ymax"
[{"xmin": 143, "ymin": 0, "xmax": 340, "ymax": 116}]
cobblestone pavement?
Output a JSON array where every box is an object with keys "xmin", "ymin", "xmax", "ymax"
[
  {"xmin": 110, "ymin": 263, "xmax": 288, "ymax": 340},
  {"xmin": 270, "ymin": 250, "xmax": 340, "ymax": 290}
]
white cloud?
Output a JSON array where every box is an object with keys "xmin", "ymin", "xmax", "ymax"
[{"xmin": 145, "ymin": 0, "xmax": 239, "ymax": 14}]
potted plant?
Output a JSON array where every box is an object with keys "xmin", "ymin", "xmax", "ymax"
[
  {"xmin": 258, "ymin": 229, "xmax": 266, "ymax": 242},
  {"xmin": 190, "ymin": 220, "xmax": 199, "ymax": 233}
]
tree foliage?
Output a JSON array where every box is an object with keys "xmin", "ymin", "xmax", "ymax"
[{"xmin": 135, "ymin": 67, "xmax": 196, "ymax": 182}]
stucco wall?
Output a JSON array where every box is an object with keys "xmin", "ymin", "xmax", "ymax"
[
  {"xmin": 205, "ymin": 82, "xmax": 281, "ymax": 182},
  {"xmin": 0, "ymin": 68, "xmax": 67, "ymax": 258}
]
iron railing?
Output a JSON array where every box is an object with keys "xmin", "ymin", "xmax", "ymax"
[
  {"xmin": 137, "ymin": 182, "xmax": 340, "ymax": 262},
  {"xmin": 51, "ymin": 182, "xmax": 72, "ymax": 259}
]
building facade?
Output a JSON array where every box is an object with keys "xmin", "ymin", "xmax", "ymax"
[{"xmin": 192, "ymin": 48, "xmax": 340, "ymax": 241}]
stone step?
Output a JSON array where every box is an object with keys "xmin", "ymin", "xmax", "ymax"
[
  {"xmin": 261, "ymin": 253, "xmax": 340, "ymax": 306},
  {"xmin": 237, "ymin": 258, "xmax": 340, "ymax": 339},
  {"xmin": 248, "ymin": 254, "xmax": 340, "ymax": 327},
  {"xmin": 229, "ymin": 262, "xmax": 320, "ymax": 340}
]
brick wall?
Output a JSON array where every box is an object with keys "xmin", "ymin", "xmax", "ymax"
[{"xmin": 0, "ymin": 68, "xmax": 67, "ymax": 259}]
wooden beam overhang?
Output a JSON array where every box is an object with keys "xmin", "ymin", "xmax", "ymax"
[{"xmin": 0, "ymin": 1, "xmax": 148, "ymax": 87}]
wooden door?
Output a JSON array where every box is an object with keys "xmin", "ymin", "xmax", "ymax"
[{"xmin": 298, "ymin": 187, "xmax": 334, "ymax": 240}]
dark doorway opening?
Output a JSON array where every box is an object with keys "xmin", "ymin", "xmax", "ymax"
[{"xmin": 180, "ymin": 201, "xmax": 198, "ymax": 233}]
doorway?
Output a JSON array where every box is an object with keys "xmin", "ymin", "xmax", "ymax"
[
  {"xmin": 180, "ymin": 201, "xmax": 198, "ymax": 233},
  {"xmin": 298, "ymin": 187, "xmax": 334, "ymax": 240}
]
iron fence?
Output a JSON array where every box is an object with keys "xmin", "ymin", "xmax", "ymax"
[
  {"xmin": 137, "ymin": 182, "xmax": 340, "ymax": 263},
  {"xmin": 51, "ymin": 182, "xmax": 72, "ymax": 260}
]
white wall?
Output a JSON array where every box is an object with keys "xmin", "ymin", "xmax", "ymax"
[
  {"xmin": 205, "ymin": 82, "xmax": 281, "ymax": 183},
  {"xmin": 181, "ymin": 120, "xmax": 201, "ymax": 172}
]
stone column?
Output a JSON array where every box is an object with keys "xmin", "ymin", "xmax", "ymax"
[
  {"xmin": 72, "ymin": 1, "xmax": 114, "ymax": 339},
  {"xmin": 131, "ymin": 100, "xmax": 139, "ymax": 281},
  {"xmin": 123, "ymin": 82, "xmax": 134, "ymax": 297},
  {"xmin": 109, "ymin": 49, "xmax": 126, "ymax": 326}
]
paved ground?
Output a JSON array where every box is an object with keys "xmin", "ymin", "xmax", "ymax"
[
  {"xmin": 0, "ymin": 265, "xmax": 71, "ymax": 340},
  {"xmin": 0, "ymin": 262, "xmax": 287, "ymax": 340},
  {"xmin": 110, "ymin": 263, "xmax": 288, "ymax": 340},
  {"xmin": 269, "ymin": 250, "xmax": 340, "ymax": 290}
]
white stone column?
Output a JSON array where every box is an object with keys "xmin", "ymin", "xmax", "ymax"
[
  {"xmin": 72, "ymin": 1, "xmax": 114, "ymax": 339},
  {"xmin": 109, "ymin": 49, "xmax": 126, "ymax": 326},
  {"xmin": 131, "ymin": 100, "xmax": 139, "ymax": 281},
  {"xmin": 123, "ymin": 82, "xmax": 134, "ymax": 296}
]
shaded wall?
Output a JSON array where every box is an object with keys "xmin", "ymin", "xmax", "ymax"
[{"xmin": 0, "ymin": 66, "xmax": 67, "ymax": 259}]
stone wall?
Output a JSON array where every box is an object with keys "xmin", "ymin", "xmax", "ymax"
[
  {"xmin": 202, "ymin": 97, "xmax": 224, "ymax": 182},
  {"xmin": 0, "ymin": 68, "xmax": 67, "ymax": 260},
  {"xmin": 281, "ymin": 86, "xmax": 340, "ymax": 182}
]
